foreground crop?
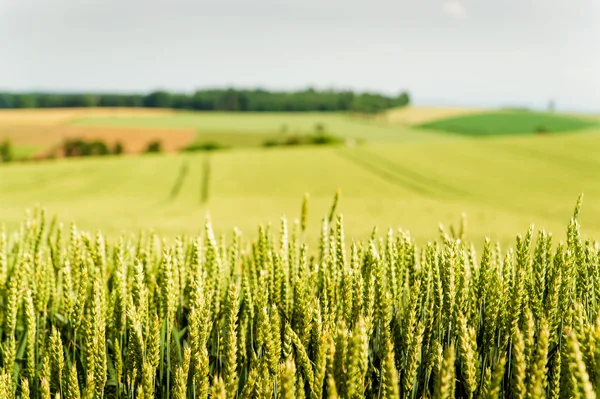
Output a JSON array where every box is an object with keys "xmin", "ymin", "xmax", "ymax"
[{"xmin": 0, "ymin": 197, "xmax": 598, "ymax": 398}]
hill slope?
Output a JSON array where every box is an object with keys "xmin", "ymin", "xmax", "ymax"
[{"xmin": 2, "ymin": 130, "xmax": 600, "ymax": 244}]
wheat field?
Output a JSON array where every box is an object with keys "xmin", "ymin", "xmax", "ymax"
[{"xmin": 0, "ymin": 194, "xmax": 598, "ymax": 398}]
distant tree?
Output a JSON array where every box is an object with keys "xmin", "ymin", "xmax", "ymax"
[
  {"xmin": 0, "ymin": 139, "xmax": 12, "ymax": 162},
  {"xmin": 263, "ymin": 139, "xmax": 279, "ymax": 147},
  {"xmin": 0, "ymin": 88, "xmax": 412, "ymax": 112},
  {"xmin": 123, "ymin": 95, "xmax": 144, "ymax": 107},
  {"xmin": 143, "ymin": 91, "xmax": 173, "ymax": 108},
  {"xmin": 171, "ymin": 94, "xmax": 193, "ymax": 109},
  {"xmin": 98, "ymin": 94, "xmax": 123, "ymax": 107},
  {"xmin": 62, "ymin": 138, "xmax": 111, "ymax": 157},
  {"xmin": 88, "ymin": 140, "xmax": 110, "ymax": 155},
  {"xmin": 145, "ymin": 140, "xmax": 162, "ymax": 153},
  {"xmin": 63, "ymin": 139, "xmax": 86, "ymax": 157},
  {"xmin": 314, "ymin": 122, "xmax": 326, "ymax": 133},
  {"xmin": 310, "ymin": 132, "xmax": 341, "ymax": 145},
  {"xmin": 37, "ymin": 94, "xmax": 64, "ymax": 108},
  {"xmin": 63, "ymin": 140, "xmax": 74, "ymax": 157},
  {"xmin": 284, "ymin": 135, "xmax": 302, "ymax": 146},
  {"xmin": 337, "ymin": 91, "xmax": 355, "ymax": 110},
  {"xmin": 181, "ymin": 142, "xmax": 225, "ymax": 152},
  {"xmin": 0, "ymin": 94, "xmax": 14, "ymax": 108},
  {"xmin": 81, "ymin": 94, "xmax": 99, "ymax": 107},
  {"xmin": 396, "ymin": 91, "xmax": 411, "ymax": 107},
  {"xmin": 60, "ymin": 94, "xmax": 98, "ymax": 107},
  {"xmin": 113, "ymin": 141, "xmax": 124, "ymax": 155},
  {"xmin": 217, "ymin": 89, "xmax": 244, "ymax": 111},
  {"xmin": 548, "ymin": 99, "xmax": 556, "ymax": 113},
  {"xmin": 15, "ymin": 94, "xmax": 37, "ymax": 108}
]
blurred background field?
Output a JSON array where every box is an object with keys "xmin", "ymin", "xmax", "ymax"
[{"xmin": 1, "ymin": 106, "xmax": 599, "ymax": 246}]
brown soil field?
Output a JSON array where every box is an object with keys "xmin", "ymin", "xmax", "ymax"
[
  {"xmin": 1, "ymin": 124, "xmax": 196, "ymax": 158},
  {"xmin": 0, "ymin": 108, "xmax": 195, "ymax": 158}
]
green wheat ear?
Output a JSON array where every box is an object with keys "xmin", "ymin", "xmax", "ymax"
[
  {"xmin": 301, "ymin": 192, "xmax": 310, "ymax": 233},
  {"xmin": 434, "ymin": 344, "xmax": 455, "ymax": 399},
  {"xmin": 20, "ymin": 377, "xmax": 31, "ymax": 399},
  {"xmin": 280, "ymin": 358, "xmax": 297, "ymax": 399},
  {"xmin": 67, "ymin": 363, "xmax": 81, "ymax": 399},
  {"xmin": 573, "ymin": 192, "xmax": 584, "ymax": 220},
  {"xmin": 328, "ymin": 188, "xmax": 341, "ymax": 223}
]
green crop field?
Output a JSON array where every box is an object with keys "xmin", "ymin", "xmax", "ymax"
[
  {"xmin": 2, "ymin": 127, "xmax": 600, "ymax": 246},
  {"xmin": 11, "ymin": 145, "xmax": 39, "ymax": 159},
  {"xmin": 418, "ymin": 110, "xmax": 598, "ymax": 136}
]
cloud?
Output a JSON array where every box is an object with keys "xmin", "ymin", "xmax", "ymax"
[{"xmin": 442, "ymin": 0, "xmax": 468, "ymax": 20}]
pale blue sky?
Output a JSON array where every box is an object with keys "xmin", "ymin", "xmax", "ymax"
[{"xmin": 1, "ymin": 0, "xmax": 598, "ymax": 111}]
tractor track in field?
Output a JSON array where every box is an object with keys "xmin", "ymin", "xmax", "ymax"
[
  {"xmin": 168, "ymin": 159, "xmax": 190, "ymax": 201},
  {"xmin": 357, "ymin": 147, "xmax": 471, "ymax": 197},
  {"xmin": 335, "ymin": 149, "xmax": 440, "ymax": 197},
  {"xmin": 200, "ymin": 155, "xmax": 211, "ymax": 204},
  {"xmin": 165, "ymin": 155, "xmax": 211, "ymax": 204},
  {"xmin": 336, "ymin": 148, "xmax": 470, "ymax": 200}
]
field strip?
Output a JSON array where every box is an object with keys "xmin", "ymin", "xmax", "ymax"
[{"xmin": 335, "ymin": 149, "xmax": 439, "ymax": 197}]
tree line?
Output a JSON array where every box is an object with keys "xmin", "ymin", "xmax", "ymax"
[{"xmin": 0, "ymin": 88, "xmax": 410, "ymax": 113}]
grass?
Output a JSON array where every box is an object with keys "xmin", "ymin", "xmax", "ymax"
[
  {"xmin": 418, "ymin": 110, "xmax": 598, "ymax": 136},
  {"xmin": 2, "ymin": 129, "xmax": 600, "ymax": 246},
  {"xmin": 11, "ymin": 145, "xmax": 40, "ymax": 159}
]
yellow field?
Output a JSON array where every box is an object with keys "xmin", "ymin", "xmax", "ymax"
[
  {"xmin": 378, "ymin": 105, "xmax": 482, "ymax": 125},
  {"xmin": 0, "ymin": 107, "xmax": 174, "ymax": 126}
]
